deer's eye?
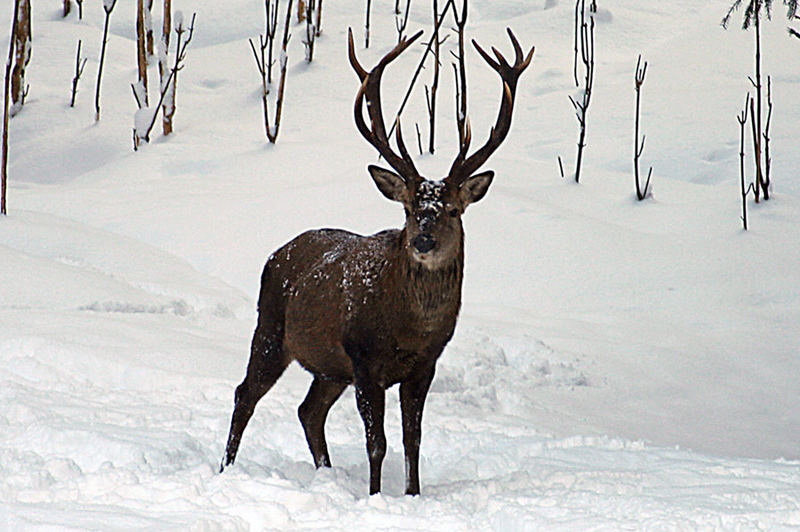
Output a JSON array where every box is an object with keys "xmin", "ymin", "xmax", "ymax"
[{"xmin": 448, "ymin": 208, "xmax": 459, "ymax": 217}]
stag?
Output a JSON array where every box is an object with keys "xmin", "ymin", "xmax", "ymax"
[{"xmin": 221, "ymin": 28, "xmax": 533, "ymax": 495}]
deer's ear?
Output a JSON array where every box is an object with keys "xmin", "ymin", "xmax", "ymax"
[
  {"xmin": 459, "ymin": 170, "xmax": 494, "ymax": 207},
  {"xmin": 369, "ymin": 165, "xmax": 409, "ymax": 203}
]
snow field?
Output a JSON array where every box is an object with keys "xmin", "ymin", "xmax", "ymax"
[{"xmin": 2, "ymin": 0, "xmax": 800, "ymax": 529}]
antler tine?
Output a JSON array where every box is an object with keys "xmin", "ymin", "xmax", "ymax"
[
  {"xmin": 349, "ymin": 28, "xmax": 424, "ymax": 184},
  {"xmin": 448, "ymin": 31, "xmax": 534, "ymax": 184},
  {"xmin": 347, "ymin": 28, "xmax": 368, "ymax": 82},
  {"xmin": 394, "ymin": 117, "xmax": 415, "ymax": 167},
  {"xmin": 472, "ymin": 40, "xmax": 500, "ymax": 71}
]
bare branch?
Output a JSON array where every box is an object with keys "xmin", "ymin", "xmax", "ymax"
[
  {"xmin": 738, "ymin": 93, "xmax": 751, "ymax": 229},
  {"xmin": 70, "ymin": 39, "xmax": 87, "ymax": 107},
  {"xmin": 633, "ymin": 54, "xmax": 652, "ymax": 200},
  {"xmin": 94, "ymin": 0, "xmax": 118, "ymax": 122}
]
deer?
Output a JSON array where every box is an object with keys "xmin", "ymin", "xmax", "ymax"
[{"xmin": 220, "ymin": 27, "xmax": 534, "ymax": 496}]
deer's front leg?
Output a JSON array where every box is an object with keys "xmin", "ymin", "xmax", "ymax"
[
  {"xmin": 400, "ymin": 365, "xmax": 435, "ymax": 496},
  {"xmin": 354, "ymin": 377, "xmax": 386, "ymax": 495}
]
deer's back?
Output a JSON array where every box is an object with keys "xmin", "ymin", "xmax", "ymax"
[{"xmin": 258, "ymin": 228, "xmax": 397, "ymax": 381}]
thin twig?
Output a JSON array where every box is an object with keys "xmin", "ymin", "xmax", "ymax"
[
  {"xmin": 385, "ymin": 0, "xmax": 455, "ymax": 142},
  {"xmin": 633, "ymin": 54, "xmax": 651, "ymax": 200},
  {"xmin": 738, "ymin": 93, "xmax": 753, "ymax": 230},
  {"xmin": 70, "ymin": 39, "xmax": 87, "ymax": 108}
]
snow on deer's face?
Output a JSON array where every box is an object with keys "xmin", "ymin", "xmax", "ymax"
[{"xmin": 403, "ymin": 179, "xmax": 464, "ymax": 269}]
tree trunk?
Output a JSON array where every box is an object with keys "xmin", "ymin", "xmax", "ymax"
[
  {"xmin": 137, "ymin": 0, "xmax": 149, "ymax": 107},
  {"xmin": 161, "ymin": 0, "xmax": 172, "ymax": 135},
  {"xmin": 10, "ymin": 0, "xmax": 31, "ymax": 117},
  {"xmin": 2, "ymin": 0, "xmax": 21, "ymax": 215}
]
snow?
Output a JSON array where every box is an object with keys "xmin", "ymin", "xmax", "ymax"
[{"xmin": 2, "ymin": 0, "xmax": 800, "ymax": 529}]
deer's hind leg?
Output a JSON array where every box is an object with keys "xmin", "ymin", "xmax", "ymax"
[
  {"xmin": 298, "ymin": 377, "xmax": 347, "ymax": 468},
  {"xmin": 220, "ymin": 321, "xmax": 289, "ymax": 472}
]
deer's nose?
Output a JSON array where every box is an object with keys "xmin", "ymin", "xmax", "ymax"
[{"xmin": 413, "ymin": 233, "xmax": 436, "ymax": 253}]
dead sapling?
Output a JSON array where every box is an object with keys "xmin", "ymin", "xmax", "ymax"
[
  {"xmin": 10, "ymin": 0, "xmax": 31, "ymax": 117},
  {"xmin": 315, "ymin": 0, "xmax": 324, "ymax": 37},
  {"xmin": 738, "ymin": 93, "xmax": 755, "ymax": 230},
  {"xmin": 365, "ymin": 0, "xmax": 372, "ymax": 48},
  {"xmin": 451, "ymin": 0, "xmax": 469, "ymax": 151},
  {"xmin": 722, "ymin": 0, "xmax": 771, "ymax": 201},
  {"xmin": 561, "ymin": 0, "xmax": 596, "ymax": 183},
  {"xmin": 762, "ymin": 75, "xmax": 772, "ymax": 194},
  {"xmin": 160, "ymin": 0, "xmax": 171, "ymax": 134},
  {"xmin": 303, "ymin": 0, "xmax": 317, "ymax": 62},
  {"xmin": 63, "ymin": 0, "xmax": 71, "ymax": 17},
  {"xmin": 76, "ymin": 0, "xmax": 83, "ymax": 19},
  {"xmin": 384, "ymin": 0, "xmax": 454, "ymax": 144},
  {"xmin": 95, "ymin": 0, "xmax": 118, "ymax": 122},
  {"xmin": 633, "ymin": 54, "xmax": 652, "ymax": 200},
  {"xmin": 2, "ymin": 0, "xmax": 22, "ymax": 216},
  {"xmin": 250, "ymin": 0, "xmax": 280, "ymax": 116},
  {"xmin": 70, "ymin": 39, "xmax": 88, "ymax": 107},
  {"xmin": 791, "ymin": 14, "xmax": 800, "ymax": 38},
  {"xmin": 136, "ymin": 0, "xmax": 149, "ymax": 107},
  {"xmin": 161, "ymin": 11, "xmax": 196, "ymax": 138},
  {"xmin": 253, "ymin": 0, "xmax": 293, "ymax": 143},
  {"xmin": 424, "ymin": 0, "xmax": 449, "ymax": 154},
  {"xmin": 132, "ymin": 12, "xmax": 196, "ymax": 149}
]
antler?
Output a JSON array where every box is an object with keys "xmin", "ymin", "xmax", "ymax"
[
  {"xmin": 448, "ymin": 28, "xmax": 534, "ymax": 185},
  {"xmin": 348, "ymin": 28, "xmax": 424, "ymax": 186}
]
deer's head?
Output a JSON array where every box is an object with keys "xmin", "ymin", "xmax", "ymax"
[{"xmin": 348, "ymin": 29, "xmax": 533, "ymax": 269}]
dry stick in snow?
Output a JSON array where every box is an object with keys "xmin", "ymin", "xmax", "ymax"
[
  {"xmin": 145, "ymin": 0, "xmax": 154, "ymax": 55},
  {"xmin": 791, "ymin": 15, "xmax": 800, "ymax": 38},
  {"xmin": 315, "ymin": 0, "xmax": 323, "ymax": 37},
  {"xmin": 250, "ymin": 32, "xmax": 270, "ymax": 129},
  {"xmin": 137, "ymin": 0, "xmax": 149, "ymax": 107},
  {"xmin": 264, "ymin": 0, "xmax": 280, "ymax": 83},
  {"xmin": 763, "ymin": 75, "xmax": 772, "ymax": 195},
  {"xmin": 395, "ymin": 0, "xmax": 411, "ymax": 44},
  {"xmin": 748, "ymin": 97, "xmax": 762, "ymax": 204},
  {"xmin": 70, "ymin": 39, "xmax": 87, "ymax": 108},
  {"xmin": 2, "ymin": 0, "xmax": 21, "ymax": 216},
  {"xmin": 162, "ymin": 12, "xmax": 195, "ymax": 137},
  {"xmin": 425, "ymin": 0, "xmax": 448, "ymax": 154},
  {"xmin": 633, "ymin": 54, "xmax": 652, "ymax": 201},
  {"xmin": 751, "ymin": 8, "xmax": 767, "ymax": 200},
  {"xmin": 133, "ymin": 12, "xmax": 195, "ymax": 149},
  {"xmin": 724, "ymin": 1, "xmax": 769, "ymax": 201},
  {"xmin": 738, "ymin": 93, "xmax": 754, "ymax": 230},
  {"xmin": 452, "ymin": 0, "xmax": 468, "ymax": 150},
  {"xmin": 303, "ymin": 0, "xmax": 317, "ymax": 62},
  {"xmin": 95, "ymin": 0, "xmax": 118, "ymax": 122},
  {"xmin": 257, "ymin": 0, "xmax": 293, "ymax": 143},
  {"xmin": 567, "ymin": 0, "xmax": 595, "ymax": 183},
  {"xmin": 10, "ymin": 0, "xmax": 31, "ymax": 117},
  {"xmin": 386, "ymin": 0, "xmax": 454, "ymax": 143},
  {"xmin": 76, "ymin": 0, "xmax": 83, "ymax": 19},
  {"xmin": 160, "ymin": 0, "xmax": 171, "ymax": 134},
  {"xmin": 365, "ymin": 0, "xmax": 372, "ymax": 48}
]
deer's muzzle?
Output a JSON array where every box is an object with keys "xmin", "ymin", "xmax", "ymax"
[{"xmin": 413, "ymin": 233, "xmax": 436, "ymax": 253}]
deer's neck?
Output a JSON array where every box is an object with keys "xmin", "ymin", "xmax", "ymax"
[{"xmin": 394, "ymin": 232, "xmax": 464, "ymax": 322}]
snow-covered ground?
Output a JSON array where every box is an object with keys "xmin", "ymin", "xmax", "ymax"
[{"xmin": 2, "ymin": 0, "xmax": 800, "ymax": 529}]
